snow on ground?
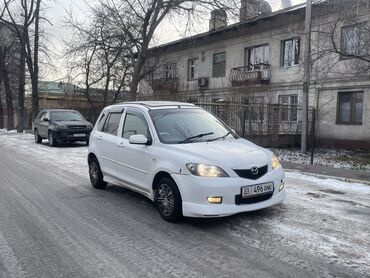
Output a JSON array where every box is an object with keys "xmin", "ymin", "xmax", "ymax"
[
  {"xmin": 1, "ymin": 131, "xmax": 370, "ymax": 275},
  {"xmin": 271, "ymin": 147, "xmax": 370, "ymax": 171},
  {"xmin": 0, "ymin": 129, "xmax": 88, "ymax": 179}
]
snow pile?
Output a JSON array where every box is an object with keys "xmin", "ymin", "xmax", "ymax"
[{"xmin": 271, "ymin": 147, "xmax": 370, "ymax": 171}]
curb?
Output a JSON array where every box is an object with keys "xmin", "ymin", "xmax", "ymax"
[{"xmin": 285, "ymin": 169, "xmax": 370, "ymax": 186}]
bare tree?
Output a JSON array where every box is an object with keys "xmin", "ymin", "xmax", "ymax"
[
  {"xmin": 311, "ymin": 0, "xmax": 370, "ymax": 79},
  {"xmin": 1, "ymin": 0, "xmax": 43, "ymax": 121},
  {"xmin": 0, "ymin": 23, "xmax": 22, "ymax": 130},
  {"xmin": 94, "ymin": 0, "xmax": 239, "ymax": 100},
  {"xmin": 65, "ymin": 8, "xmax": 132, "ymax": 109}
]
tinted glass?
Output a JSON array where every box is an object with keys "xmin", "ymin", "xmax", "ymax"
[
  {"xmin": 51, "ymin": 111, "xmax": 83, "ymax": 121},
  {"xmin": 103, "ymin": 112, "xmax": 122, "ymax": 136},
  {"xmin": 149, "ymin": 108, "xmax": 235, "ymax": 144},
  {"xmin": 122, "ymin": 112, "xmax": 149, "ymax": 139},
  {"xmin": 97, "ymin": 113, "xmax": 108, "ymax": 132}
]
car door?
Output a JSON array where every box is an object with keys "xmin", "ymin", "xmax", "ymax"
[
  {"xmin": 113, "ymin": 108, "xmax": 154, "ymax": 194},
  {"xmin": 93, "ymin": 108, "xmax": 125, "ymax": 177},
  {"xmin": 38, "ymin": 111, "xmax": 50, "ymax": 138}
]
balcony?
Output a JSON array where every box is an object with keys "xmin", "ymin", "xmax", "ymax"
[
  {"xmin": 229, "ymin": 63, "xmax": 271, "ymax": 86},
  {"xmin": 152, "ymin": 77, "xmax": 178, "ymax": 91}
]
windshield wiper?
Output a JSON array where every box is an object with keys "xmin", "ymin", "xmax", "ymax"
[
  {"xmin": 178, "ymin": 132, "xmax": 214, "ymax": 144},
  {"xmin": 207, "ymin": 131, "xmax": 232, "ymax": 142}
]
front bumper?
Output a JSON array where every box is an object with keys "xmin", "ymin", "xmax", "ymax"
[
  {"xmin": 53, "ymin": 130, "xmax": 92, "ymax": 142},
  {"xmin": 171, "ymin": 167, "xmax": 286, "ymax": 218}
]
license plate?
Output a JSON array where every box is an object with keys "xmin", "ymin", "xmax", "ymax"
[
  {"xmin": 73, "ymin": 133, "xmax": 85, "ymax": 137},
  {"xmin": 241, "ymin": 182, "xmax": 274, "ymax": 198}
]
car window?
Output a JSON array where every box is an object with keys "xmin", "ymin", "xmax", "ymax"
[
  {"xmin": 38, "ymin": 112, "xmax": 46, "ymax": 120},
  {"xmin": 102, "ymin": 112, "xmax": 123, "ymax": 136},
  {"xmin": 149, "ymin": 108, "xmax": 235, "ymax": 144},
  {"xmin": 51, "ymin": 111, "xmax": 83, "ymax": 121},
  {"xmin": 97, "ymin": 113, "xmax": 108, "ymax": 132},
  {"xmin": 122, "ymin": 111, "xmax": 150, "ymax": 140}
]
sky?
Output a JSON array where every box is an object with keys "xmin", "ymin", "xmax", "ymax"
[{"xmin": 44, "ymin": 0, "xmax": 305, "ymax": 82}]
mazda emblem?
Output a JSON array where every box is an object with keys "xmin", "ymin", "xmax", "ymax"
[{"xmin": 251, "ymin": 166, "xmax": 259, "ymax": 175}]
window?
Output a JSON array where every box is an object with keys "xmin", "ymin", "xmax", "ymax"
[
  {"xmin": 337, "ymin": 91, "xmax": 363, "ymax": 124},
  {"xmin": 188, "ymin": 58, "xmax": 199, "ymax": 80},
  {"xmin": 97, "ymin": 113, "xmax": 108, "ymax": 132},
  {"xmin": 245, "ymin": 44, "xmax": 269, "ymax": 68},
  {"xmin": 164, "ymin": 64, "xmax": 176, "ymax": 79},
  {"xmin": 279, "ymin": 95, "xmax": 298, "ymax": 122},
  {"xmin": 38, "ymin": 112, "xmax": 46, "ymax": 119},
  {"xmin": 341, "ymin": 23, "xmax": 368, "ymax": 57},
  {"xmin": 102, "ymin": 112, "xmax": 123, "ymax": 136},
  {"xmin": 281, "ymin": 38, "xmax": 300, "ymax": 67},
  {"xmin": 212, "ymin": 52, "xmax": 226, "ymax": 77},
  {"xmin": 122, "ymin": 111, "xmax": 150, "ymax": 139}
]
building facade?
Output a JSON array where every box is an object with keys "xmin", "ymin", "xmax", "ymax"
[{"xmin": 139, "ymin": 0, "xmax": 370, "ymax": 149}]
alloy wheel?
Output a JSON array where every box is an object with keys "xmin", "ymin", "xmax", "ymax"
[
  {"xmin": 89, "ymin": 162, "xmax": 99, "ymax": 184},
  {"xmin": 156, "ymin": 183, "xmax": 175, "ymax": 217}
]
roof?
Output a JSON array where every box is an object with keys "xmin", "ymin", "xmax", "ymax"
[{"xmin": 148, "ymin": 3, "xmax": 306, "ymax": 55}]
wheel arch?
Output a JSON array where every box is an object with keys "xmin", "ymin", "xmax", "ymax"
[{"xmin": 152, "ymin": 171, "xmax": 173, "ymax": 190}]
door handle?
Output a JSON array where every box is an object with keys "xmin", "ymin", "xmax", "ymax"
[
  {"xmin": 97, "ymin": 135, "xmax": 103, "ymax": 140},
  {"xmin": 117, "ymin": 141, "xmax": 125, "ymax": 148}
]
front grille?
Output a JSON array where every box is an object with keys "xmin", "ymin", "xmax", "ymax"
[
  {"xmin": 67, "ymin": 125, "xmax": 86, "ymax": 129},
  {"xmin": 233, "ymin": 165, "xmax": 268, "ymax": 180},
  {"xmin": 235, "ymin": 192, "xmax": 273, "ymax": 205}
]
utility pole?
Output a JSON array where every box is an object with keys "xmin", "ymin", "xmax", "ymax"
[{"xmin": 301, "ymin": 0, "xmax": 312, "ymax": 154}]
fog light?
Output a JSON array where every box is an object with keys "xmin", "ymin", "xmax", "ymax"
[
  {"xmin": 279, "ymin": 183, "xmax": 285, "ymax": 191},
  {"xmin": 207, "ymin": 197, "xmax": 222, "ymax": 204}
]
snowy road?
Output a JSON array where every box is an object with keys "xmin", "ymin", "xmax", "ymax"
[{"xmin": 0, "ymin": 132, "xmax": 369, "ymax": 278}]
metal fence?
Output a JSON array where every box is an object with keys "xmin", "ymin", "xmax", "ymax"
[{"xmin": 196, "ymin": 101, "xmax": 314, "ymax": 146}]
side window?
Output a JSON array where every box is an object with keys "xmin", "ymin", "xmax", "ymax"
[
  {"xmin": 102, "ymin": 112, "xmax": 123, "ymax": 136},
  {"xmin": 38, "ymin": 112, "xmax": 46, "ymax": 120},
  {"xmin": 97, "ymin": 113, "xmax": 108, "ymax": 132},
  {"xmin": 122, "ymin": 111, "xmax": 150, "ymax": 140}
]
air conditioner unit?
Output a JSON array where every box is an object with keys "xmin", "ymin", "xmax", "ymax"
[{"xmin": 198, "ymin": 77, "xmax": 209, "ymax": 87}]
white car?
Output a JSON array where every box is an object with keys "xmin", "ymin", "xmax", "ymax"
[{"xmin": 88, "ymin": 101, "xmax": 286, "ymax": 221}]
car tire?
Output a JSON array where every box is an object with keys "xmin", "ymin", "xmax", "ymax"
[
  {"xmin": 48, "ymin": 131, "xmax": 58, "ymax": 147},
  {"xmin": 155, "ymin": 177, "xmax": 183, "ymax": 222},
  {"xmin": 34, "ymin": 129, "xmax": 42, "ymax": 143},
  {"xmin": 88, "ymin": 157, "xmax": 107, "ymax": 189}
]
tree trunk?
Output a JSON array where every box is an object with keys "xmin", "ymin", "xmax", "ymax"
[
  {"xmin": 0, "ymin": 81, "xmax": 3, "ymax": 129},
  {"xmin": 17, "ymin": 50, "xmax": 26, "ymax": 133},
  {"xmin": 0, "ymin": 51, "xmax": 14, "ymax": 130},
  {"xmin": 129, "ymin": 50, "xmax": 147, "ymax": 101}
]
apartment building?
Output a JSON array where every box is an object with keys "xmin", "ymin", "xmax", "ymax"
[{"xmin": 139, "ymin": 0, "xmax": 370, "ymax": 148}]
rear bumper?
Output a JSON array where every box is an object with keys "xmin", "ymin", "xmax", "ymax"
[{"xmin": 171, "ymin": 167, "xmax": 286, "ymax": 218}]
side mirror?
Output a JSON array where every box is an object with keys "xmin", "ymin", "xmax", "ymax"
[
  {"xmin": 129, "ymin": 134, "xmax": 150, "ymax": 145},
  {"xmin": 43, "ymin": 118, "xmax": 49, "ymax": 122}
]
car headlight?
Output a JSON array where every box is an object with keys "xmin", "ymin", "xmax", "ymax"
[
  {"xmin": 186, "ymin": 163, "xmax": 229, "ymax": 177},
  {"xmin": 55, "ymin": 124, "xmax": 67, "ymax": 130},
  {"xmin": 272, "ymin": 154, "xmax": 281, "ymax": 170}
]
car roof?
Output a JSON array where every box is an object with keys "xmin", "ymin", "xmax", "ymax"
[
  {"xmin": 105, "ymin": 101, "xmax": 197, "ymax": 111},
  {"xmin": 41, "ymin": 109, "xmax": 80, "ymax": 112}
]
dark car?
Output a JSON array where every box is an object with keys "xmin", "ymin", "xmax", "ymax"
[{"xmin": 34, "ymin": 109, "xmax": 93, "ymax": 146}]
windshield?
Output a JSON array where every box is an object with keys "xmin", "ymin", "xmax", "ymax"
[
  {"xmin": 149, "ymin": 108, "xmax": 236, "ymax": 144},
  {"xmin": 51, "ymin": 111, "xmax": 84, "ymax": 121}
]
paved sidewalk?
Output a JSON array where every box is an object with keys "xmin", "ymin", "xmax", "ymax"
[{"xmin": 282, "ymin": 161, "xmax": 370, "ymax": 185}]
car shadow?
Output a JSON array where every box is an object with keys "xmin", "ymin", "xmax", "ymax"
[
  {"xmin": 40, "ymin": 141, "xmax": 87, "ymax": 148},
  {"xmin": 101, "ymin": 183, "xmax": 286, "ymax": 229}
]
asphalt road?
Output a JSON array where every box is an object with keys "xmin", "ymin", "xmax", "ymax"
[{"xmin": 0, "ymin": 133, "xmax": 369, "ymax": 278}]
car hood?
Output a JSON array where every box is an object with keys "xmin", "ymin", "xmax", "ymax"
[
  {"xmin": 53, "ymin": 120, "xmax": 92, "ymax": 127},
  {"xmin": 167, "ymin": 138, "xmax": 270, "ymax": 169}
]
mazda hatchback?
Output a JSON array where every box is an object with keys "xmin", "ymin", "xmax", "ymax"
[{"xmin": 88, "ymin": 101, "xmax": 286, "ymax": 221}]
